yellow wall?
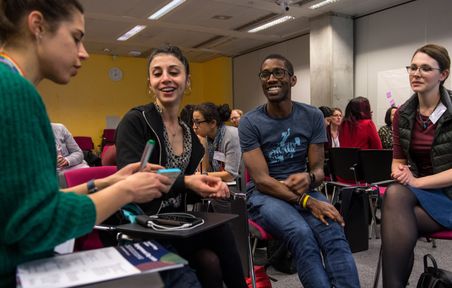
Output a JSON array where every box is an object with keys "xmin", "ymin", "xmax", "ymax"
[{"xmin": 38, "ymin": 54, "xmax": 232, "ymax": 150}]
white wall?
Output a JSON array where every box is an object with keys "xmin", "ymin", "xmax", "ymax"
[
  {"xmin": 233, "ymin": 34, "xmax": 310, "ymax": 113},
  {"xmin": 233, "ymin": 0, "xmax": 452, "ymax": 122},
  {"xmin": 355, "ymin": 0, "xmax": 452, "ymax": 127}
]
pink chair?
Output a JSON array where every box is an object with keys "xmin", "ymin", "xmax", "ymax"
[
  {"xmin": 73, "ymin": 136, "xmax": 94, "ymax": 151},
  {"xmin": 63, "ymin": 166, "xmax": 117, "ymax": 251},
  {"xmin": 243, "ymin": 166, "xmax": 275, "ymax": 264},
  {"xmin": 101, "ymin": 129, "xmax": 116, "ymax": 151},
  {"xmin": 102, "ymin": 129, "xmax": 116, "ymax": 144},
  {"xmin": 248, "ymin": 219, "xmax": 273, "ymax": 255},
  {"xmin": 64, "ymin": 166, "xmax": 117, "ymax": 187},
  {"xmin": 101, "ymin": 144, "xmax": 116, "ymax": 166},
  {"xmin": 430, "ymin": 230, "xmax": 452, "ymax": 239}
]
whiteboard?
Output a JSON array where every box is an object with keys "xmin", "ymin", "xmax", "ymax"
[{"xmin": 376, "ymin": 68, "xmax": 412, "ymax": 126}]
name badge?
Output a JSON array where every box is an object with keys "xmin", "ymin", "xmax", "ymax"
[
  {"xmin": 213, "ymin": 151, "xmax": 226, "ymax": 162},
  {"xmin": 429, "ymin": 102, "xmax": 447, "ymax": 124}
]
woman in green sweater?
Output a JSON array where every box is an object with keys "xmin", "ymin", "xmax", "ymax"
[{"xmin": 0, "ymin": 1, "xmax": 177, "ymax": 286}]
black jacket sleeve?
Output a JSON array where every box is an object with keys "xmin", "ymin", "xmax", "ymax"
[{"xmin": 116, "ymin": 109, "xmax": 150, "ymax": 169}]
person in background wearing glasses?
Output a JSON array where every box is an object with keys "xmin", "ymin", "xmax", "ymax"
[
  {"xmin": 192, "ymin": 103, "xmax": 241, "ymax": 183},
  {"xmin": 229, "ymin": 109, "xmax": 243, "ymax": 127},
  {"xmin": 115, "ymin": 45, "xmax": 247, "ymax": 288},
  {"xmin": 382, "ymin": 44, "xmax": 452, "ymax": 288},
  {"xmin": 378, "ymin": 106, "xmax": 397, "ymax": 149},
  {"xmin": 330, "ymin": 107, "xmax": 342, "ymax": 147},
  {"xmin": 239, "ymin": 54, "xmax": 359, "ymax": 288},
  {"xmin": 192, "ymin": 103, "xmax": 241, "ymax": 213}
]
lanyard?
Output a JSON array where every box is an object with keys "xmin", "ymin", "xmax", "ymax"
[{"xmin": 0, "ymin": 52, "xmax": 25, "ymax": 76}]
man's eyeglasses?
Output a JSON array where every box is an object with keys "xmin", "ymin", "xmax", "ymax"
[
  {"xmin": 258, "ymin": 68, "xmax": 292, "ymax": 81},
  {"xmin": 406, "ymin": 65, "xmax": 441, "ymax": 75},
  {"xmin": 193, "ymin": 120, "xmax": 208, "ymax": 127}
]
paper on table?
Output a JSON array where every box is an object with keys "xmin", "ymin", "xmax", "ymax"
[
  {"xmin": 17, "ymin": 241, "xmax": 186, "ymax": 288},
  {"xmin": 18, "ymin": 247, "xmax": 138, "ymax": 288}
]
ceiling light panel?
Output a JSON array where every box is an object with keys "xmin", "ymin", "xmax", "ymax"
[
  {"xmin": 309, "ymin": 0, "xmax": 339, "ymax": 10},
  {"xmin": 248, "ymin": 16, "xmax": 295, "ymax": 33},
  {"xmin": 148, "ymin": 0, "xmax": 186, "ymax": 20},
  {"xmin": 117, "ymin": 25, "xmax": 146, "ymax": 41}
]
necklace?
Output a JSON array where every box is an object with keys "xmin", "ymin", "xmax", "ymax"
[
  {"xmin": 165, "ymin": 122, "xmax": 180, "ymax": 138},
  {"xmin": 417, "ymin": 112, "xmax": 430, "ymax": 130},
  {"xmin": 417, "ymin": 100, "xmax": 441, "ymax": 130},
  {"xmin": 0, "ymin": 52, "xmax": 25, "ymax": 76}
]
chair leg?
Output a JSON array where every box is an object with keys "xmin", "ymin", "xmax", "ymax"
[
  {"xmin": 247, "ymin": 234, "xmax": 257, "ymax": 288},
  {"xmin": 368, "ymin": 192, "xmax": 379, "ymax": 239},
  {"xmin": 432, "ymin": 239, "xmax": 437, "ymax": 248},
  {"xmin": 373, "ymin": 245, "xmax": 383, "ymax": 288}
]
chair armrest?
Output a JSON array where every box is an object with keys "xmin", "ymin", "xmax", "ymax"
[{"xmin": 370, "ymin": 179, "xmax": 396, "ymax": 186}]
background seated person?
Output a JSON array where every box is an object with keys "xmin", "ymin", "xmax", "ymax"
[
  {"xmin": 378, "ymin": 106, "xmax": 397, "ymax": 149},
  {"xmin": 339, "ymin": 96, "xmax": 382, "ymax": 149},
  {"xmin": 193, "ymin": 102, "xmax": 241, "ymax": 183},
  {"xmin": 51, "ymin": 122, "xmax": 89, "ymax": 172},
  {"xmin": 229, "ymin": 108, "xmax": 243, "ymax": 127},
  {"xmin": 239, "ymin": 53, "xmax": 359, "ymax": 288}
]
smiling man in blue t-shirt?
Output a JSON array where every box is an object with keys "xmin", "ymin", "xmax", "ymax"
[{"xmin": 239, "ymin": 54, "xmax": 359, "ymax": 288}]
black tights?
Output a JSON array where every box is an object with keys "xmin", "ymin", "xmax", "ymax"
[
  {"xmin": 382, "ymin": 184, "xmax": 443, "ymax": 288},
  {"xmin": 173, "ymin": 224, "xmax": 247, "ymax": 288}
]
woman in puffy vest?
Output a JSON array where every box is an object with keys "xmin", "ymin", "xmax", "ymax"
[{"xmin": 382, "ymin": 44, "xmax": 452, "ymax": 288}]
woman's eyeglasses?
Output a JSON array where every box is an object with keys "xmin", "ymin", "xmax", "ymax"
[
  {"xmin": 193, "ymin": 120, "xmax": 208, "ymax": 128},
  {"xmin": 258, "ymin": 68, "xmax": 293, "ymax": 81},
  {"xmin": 406, "ymin": 65, "xmax": 441, "ymax": 75}
]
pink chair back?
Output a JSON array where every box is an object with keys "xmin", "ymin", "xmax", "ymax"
[
  {"xmin": 102, "ymin": 129, "xmax": 116, "ymax": 144},
  {"xmin": 64, "ymin": 166, "xmax": 117, "ymax": 187},
  {"xmin": 101, "ymin": 145, "xmax": 117, "ymax": 166},
  {"xmin": 430, "ymin": 230, "xmax": 452, "ymax": 240},
  {"xmin": 63, "ymin": 166, "xmax": 117, "ymax": 251},
  {"xmin": 73, "ymin": 136, "xmax": 94, "ymax": 151}
]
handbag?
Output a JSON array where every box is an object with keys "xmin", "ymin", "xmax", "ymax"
[
  {"xmin": 339, "ymin": 187, "xmax": 370, "ymax": 253},
  {"xmin": 417, "ymin": 254, "xmax": 452, "ymax": 288}
]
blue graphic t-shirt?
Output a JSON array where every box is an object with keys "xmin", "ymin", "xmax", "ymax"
[{"xmin": 239, "ymin": 102, "xmax": 326, "ymax": 180}]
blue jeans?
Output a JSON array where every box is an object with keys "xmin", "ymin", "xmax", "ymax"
[{"xmin": 247, "ymin": 190, "xmax": 360, "ymax": 288}]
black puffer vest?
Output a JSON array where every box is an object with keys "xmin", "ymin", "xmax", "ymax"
[{"xmin": 398, "ymin": 86, "xmax": 452, "ymax": 199}]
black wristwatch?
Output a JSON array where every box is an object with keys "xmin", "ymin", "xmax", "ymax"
[{"xmin": 87, "ymin": 179, "xmax": 98, "ymax": 194}]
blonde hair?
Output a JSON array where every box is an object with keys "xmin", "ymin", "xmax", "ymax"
[{"xmin": 231, "ymin": 109, "xmax": 243, "ymax": 116}]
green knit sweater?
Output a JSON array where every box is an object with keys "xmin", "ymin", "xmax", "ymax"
[{"xmin": 0, "ymin": 63, "xmax": 96, "ymax": 287}]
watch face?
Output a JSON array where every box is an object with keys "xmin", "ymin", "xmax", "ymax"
[{"xmin": 108, "ymin": 67, "xmax": 123, "ymax": 81}]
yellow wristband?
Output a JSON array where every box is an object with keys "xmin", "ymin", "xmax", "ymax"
[{"xmin": 302, "ymin": 195, "xmax": 310, "ymax": 209}]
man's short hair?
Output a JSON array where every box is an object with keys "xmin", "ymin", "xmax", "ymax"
[{"xmin": 261, "ymin": 54, "xmax": 294, "ymax": 75}]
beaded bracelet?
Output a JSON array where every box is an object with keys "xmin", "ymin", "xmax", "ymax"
[{"xmin": 297, "ymin": 194, "xmax": 304, "ymax": 207}]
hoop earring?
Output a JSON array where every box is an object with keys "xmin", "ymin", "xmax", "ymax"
[
  {"xmin": 148, "ymin": 87, "xmax": 156, "ymax": 99},
  {"xmin": 184, "ymin": 86, "xmax": 192, "ymax": 96}
]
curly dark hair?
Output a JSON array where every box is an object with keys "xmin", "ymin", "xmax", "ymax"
[
  {"xmin": 194, "ymin": 102, "xmax": 231, "ymax": 127},
  {"xmin": 147, "ymin": 45, "xmax": 190, "ymax": 79}
]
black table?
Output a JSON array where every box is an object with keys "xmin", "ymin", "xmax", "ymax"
[{"xmin": 116, "ymin": 212, "xmax": 238, "ymax": 239}]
